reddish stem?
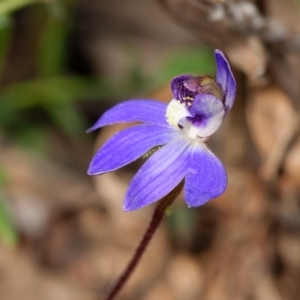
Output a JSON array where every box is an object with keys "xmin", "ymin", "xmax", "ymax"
[{"xmin": 104, "ymin": 182, "xmax": 184, "ymax": 300}]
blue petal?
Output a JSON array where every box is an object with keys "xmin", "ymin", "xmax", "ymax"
[
  {"xmin": 184, "ymin": 144, "xmax": 227, "ymax": 207},
  {"xmin": 214, "ymin": 49, "xmax": 236, "ymax": 114},
  {"xmin": 87, "ymin": 100, "xmax": 168, "ymax": 132},
  {"xmin": 124, "ymin": 138, "xmax": 191, "ymax": 211},
  {"xmin": 88, "ymin": 124, "xmax": 177, "ymax": 175},
  {"xmin": 179, "ymin": 93, "xmax": 225, "ymax": 138}
]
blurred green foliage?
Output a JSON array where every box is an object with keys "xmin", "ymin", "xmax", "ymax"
[
  {"xmin": 159, "ymin": 48, "xmax": 215, "ymax": 80},
  {"xmin": 0, "ymin": 192, "xmax": 17, "ymax": 247},
  {"xmin": 0, "ymin": 164, "xmax": 17, "ymax": 247},
  {"xmin": 0, "ymin": 0, "xmax": 40, "ymax": 16}
]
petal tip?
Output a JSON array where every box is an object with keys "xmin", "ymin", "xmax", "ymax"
[
  {"xmin": 87, "ymin": 165, "xmax": 98, "ymax": 176},
  {"xmin": 86, "ymin": 127, "xmax": 95, "ymax": 134},
  {"xmin": 123, "ymin": 199, "xmax": 141, "ymax": 212},
  {"xmin": 122, "ymin": 203, "xmax": 133, "ymax": 212},
  {"xmin": 123, "ymin": 193, "xmax": 136, "ymax": 211},
  {"xmin": 87, "ymin": 160, "xmax": 106, "ymax": 176},
  {"xmin": 214, "ymin": 49, "xmax": 227, "ymax": 60},
  {"xmin": 214, "ymin": 48, "xmax": 222, "ymax": 55}
]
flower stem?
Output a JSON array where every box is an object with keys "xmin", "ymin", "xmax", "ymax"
[{"xmin": 103, "ymin": 182, "xmax": 184, "ymax": 300}]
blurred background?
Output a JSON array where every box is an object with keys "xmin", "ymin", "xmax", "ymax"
[{"xmin": 1, "ymin": 0, "xmax": 300, "ymax": 299}]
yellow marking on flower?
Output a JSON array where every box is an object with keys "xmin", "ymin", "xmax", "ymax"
[
  {"xmin": 143, "ymin": 146, "xmax": 162, "ymax": 159},
  {"xmin": 182, "ymin": 96, "xmax": 194, "ymax": 101},
  {"xmin": 198, "ymin": 76, "xmax": 223, "ymax": 100},
  {"xmin": 166, "ymin": 100, "xmax": 190, "ymax": 128}
]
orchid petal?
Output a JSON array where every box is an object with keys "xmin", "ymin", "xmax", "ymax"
[
  {"xmin": 179, "ymin": 93, "xmax": 225, "ymax": 138},
  {"xmin": 171, "ymin": 75, "xmax": 195, "ymax": 100},
  {"xmin": 124, "ymin": 138, "xmax": 191, "ymax": 211},
  {"xmin": 88, "ymin": 124, "xmax": 177, "ymax": 175},
  {"xmin": 87, "ymin": 100, "xmax": 168, "ymax": 132},
  {"xmin": 214, "ymin": 49, "xmax": 236, "ymax": 114},
  {"xmin": 184, "ymin": 144, "xmax": 227, "ymax": 207}
]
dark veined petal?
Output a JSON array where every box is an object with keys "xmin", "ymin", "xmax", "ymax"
[
  {"xmin": 214, "ymin": 49, "xmax": 236, "ymax": 114},
  {"xmin": 179, "ymin": 93, "xmax": 225, "ymax": 138},
  {"xmin": 88, "ymin": 124, "xmax": 177, "ymax": 175},
  {"xmin": 184, "ymin": 144, "xmax": 227, "ymax": 207},
  {"xmin": 171, "ymin": 74, "xmax": 195, "ymax": 100},
  {"xmin": 87, "ymin": 100, "xmax": 168, "ymax": 132},
  {"xmin": 124, "ymin": 138, "xmax": 191, "ymax": 211}
]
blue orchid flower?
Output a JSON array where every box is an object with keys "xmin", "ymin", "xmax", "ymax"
[{"xmin": 88, "ymin": 49, "xmax": 236, "ymax": 211}]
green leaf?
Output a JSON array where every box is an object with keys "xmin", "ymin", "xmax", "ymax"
[
  {"xmin": 37, "ymin": 2, "xmax": 70, "ymax": 77},
  {"xmin": 0, "ymin": 76, "xmax": 112, "ymax": 109},
  {"xmin": 0, "ymin": 15, "xmax": 12, "ymax": 73},
  {"xmin": 13, "ymin": 125, "xmax": 48, "ymax": 152},
  {"xmin": 0, "ymin": 0, "xmax": 40, "ymax": 16},
  {"xmin": 0, "ymin": 164, "xmax": 8, "ymax": 186},
  {"xmin": 46, "ymin": 103, "xmax": 88, "ymax": 138},
  {"xmin": 0, "ymin": 192, "xmax": 18, "ymax": 247}
]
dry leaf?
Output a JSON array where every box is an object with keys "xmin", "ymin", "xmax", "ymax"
[{"xmin": 246, "ymin": 85, "xmax": 297, "ymax": 180}]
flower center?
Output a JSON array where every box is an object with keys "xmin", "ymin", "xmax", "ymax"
[
  {"xmin": 171, "ymin": 75, "xmax": 223, "ymax": 105},
  {"xmin": 167, "ymin": 75, "xmax": 225, "ymax": 140},
  {"xmin": 166, "ymin": 100, "xmax": 189, "ymax": 128},
  {"xmin": 166, "ymin": 100, "xmax": 207, "ymax": 140}
]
